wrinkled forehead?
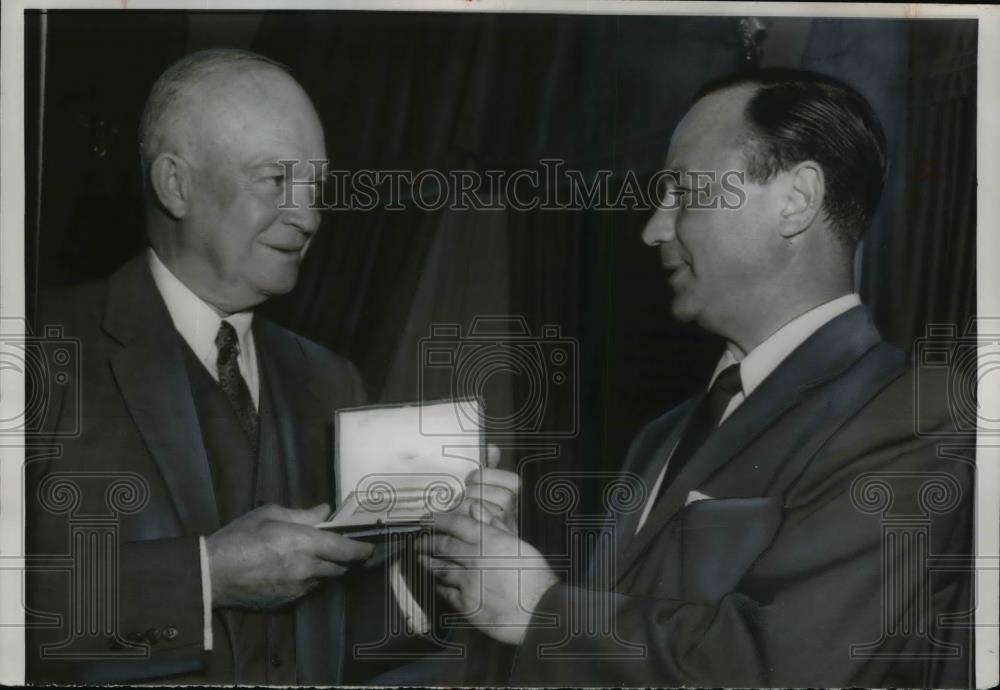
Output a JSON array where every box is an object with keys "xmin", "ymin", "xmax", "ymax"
[
  {"xmin": 180, "ymin": 66, "xmax": 326, "ymax": 169},
  {"xmin": 665, "ymin": 85, "xmax": 755, "ymax": 171}
]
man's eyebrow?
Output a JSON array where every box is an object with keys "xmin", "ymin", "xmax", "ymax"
[
  {"xmin": 245, "ymin": 159, "xmax": 288, "ymax": 171},
  {"xmin": 661, "ymin": 164, "xmax": 690, "ymax": 184},
  {"xmin": 247, "ymin": 159, "xmax": 321, "ymax": 180}
]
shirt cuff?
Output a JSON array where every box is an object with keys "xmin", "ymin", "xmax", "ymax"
[
  {"xmin": 198, "ymin": 536, "xmax": 214, "ymax": 651},
  {"xmin": 389, "ymin": 559, "xmax": 430, "ymax": 635}
]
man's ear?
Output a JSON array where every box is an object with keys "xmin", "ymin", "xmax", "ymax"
[
  {"xmin": 778, "ymin": 161, "xmax": 824, "ymax": 239},
  {"xmin": 149, "ymin": 153, "xmax": 191, "ymax": 219}
]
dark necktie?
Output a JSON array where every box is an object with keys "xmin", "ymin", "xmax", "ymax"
[
  {"xmin": 215, "ymin": 320, "xmax": 259, "ymax": 449},
  {"xmin": 655, "ymin": 363, "xmax": 743, "ymax": 502}
]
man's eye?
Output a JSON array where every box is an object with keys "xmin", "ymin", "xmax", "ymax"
[
  {"xmin": 263, "ymin": 175, "xmax": 285, "ymax": 187},
  {"xmin": 663, "ymin": 186, "xmax": 691, "ymax": 211}
]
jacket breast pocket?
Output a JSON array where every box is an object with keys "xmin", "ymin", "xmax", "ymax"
[{"xmin": 679, "ymin": 496, "xmax": 781, "ymax": 605}]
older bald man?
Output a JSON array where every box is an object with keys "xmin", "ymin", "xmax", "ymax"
[{"xmin": 25, "ymin": 49, "xmax": 488, "ymax": 685}]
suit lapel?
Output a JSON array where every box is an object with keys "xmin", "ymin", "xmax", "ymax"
[
  {"xmin": 585, "ymin": 410, "xmax": 690, "ymax": 588},
  {"xmin": 104, "ymin": 255, "xmax": 220, "ymax": 535},
  {"xmin": 615, "ymin": 306, "xmax": 882, "ymax": 580},
  {"xmin": 612, "ymin": 403, "xmax": 693, "ymax": 547},
  {"xmin": 104, "ymin": 254, "xmax": 344, "ymax": 681},
  {"xmin": 254, "ymin": 320, "xmax": 329, "ymax": 509},
  {"xmin": 254, "ymin": 319, "xmax": 342, "ymax": 683}
]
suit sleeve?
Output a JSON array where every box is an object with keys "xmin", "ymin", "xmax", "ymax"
[
  {"xmin": 509, "ymin": 413, "xmax": 974, "ymax": 687},
  {"xmin": 25, "ymin": 294, "xmax": 209, "ymax": 682},
  {"xmin": 25, "ymin": 459, "xmax": 209, "ymax": 683}
]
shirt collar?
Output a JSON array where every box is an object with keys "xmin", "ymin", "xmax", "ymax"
[
  {"xmin": 147, "ymin": 248, "xmax": 254, "ymax": 368},
  {"xmin": 709, "ymin": 293, "xmax": 862, "ymax": 396}
]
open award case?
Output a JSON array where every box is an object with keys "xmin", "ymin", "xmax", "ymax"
[{"xmin": 316, "ymin": 397, "xmax": 484, "ymax": 539}]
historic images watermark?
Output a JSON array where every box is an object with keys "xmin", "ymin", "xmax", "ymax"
[
  {"xmin": 1, "ymin": 317, "xmax": 150, "ymax": 662},
  {"xmin": 913, "ymin": 318, "xmax": 1000, "ymax": 437},
  {"xmin": 273, "ymin": 158, "xmax": 749, "ymax": 212},
  {"xmin": 418, "ymin": 317, "xmax": 578, "ymax": 439},
  {"xmin": 0, "ymin": 318, "xmax": 80, "ymax": 438},
  {"xmin": 843, "ymin": 317, "xmax": 991, "ymax": 663}
]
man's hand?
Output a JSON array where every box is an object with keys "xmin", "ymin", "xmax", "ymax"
[
  {"xmin": 206, "ymin": 503, "xmax": 374, "ymax": 610},
  {"xmin": 462, "ymin": 444, "xmax": 520, "ymax": 534},
  {"xmin": 416, "ymin": 512, "xmax": 558, "ymax": 645}
]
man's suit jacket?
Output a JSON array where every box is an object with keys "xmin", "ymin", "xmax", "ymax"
[
  {"xmin": 510, "ymin": 306, "xmax": 974, "ymax": 687},
  {"xmin": 25, "ymin": 253, "xmax": 368, "ymax": 684}
]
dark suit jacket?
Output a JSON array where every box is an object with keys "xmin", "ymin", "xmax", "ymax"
[
  {"xmin": 510, "ymin": 306, "xmax": 974, "ymax": 687},
  {"xmin": 25, "ymin": 253, "xmax": 368, "ymax": 684}
]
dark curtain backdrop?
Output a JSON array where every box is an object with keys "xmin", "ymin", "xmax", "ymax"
[
  {"xmin": 890, "ymin": 21, "xmax": 978, "ymax": 345},
  {"xmin": 25, "ymin": 12, "xmax": 977, "ymax": 558}
]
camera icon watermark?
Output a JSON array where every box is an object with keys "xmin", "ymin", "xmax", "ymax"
[
  {"xmin": 418, "ymin": 316, "xmax": 578, "ymax": 437},
  {"xmin": 0, "ymin": 318, "xmax": 80, "ymax": 436},
  {"xmin": 914, "ymin": 318, "xmax": 1000, "ymax": 436}
]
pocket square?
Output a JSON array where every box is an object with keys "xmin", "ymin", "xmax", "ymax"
[
  {"xmin": 684, "ymin": 489, "xmax": 714, "ymax": 506},
  {"xmin": 679, "ymin": 496, "xmax": 782, "ymax": 604}
]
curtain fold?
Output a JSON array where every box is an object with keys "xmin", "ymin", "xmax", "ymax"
[
  {"xmin": 887, "ymin": 20, "xmax": 978, "ymax": 346},
  {"xmin": 379, "ymin": 206, "xmax": 512, "ymax": 410}
]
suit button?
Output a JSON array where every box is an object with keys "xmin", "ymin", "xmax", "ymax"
[
  {"xmin": 162, "ymin": 625, "xmax": 179, "ymax": 641},
  {"xmin": 145, "ymin": 628, "xmax": 160, "ymax": 644},
  {"xmin": 269, "ymin": 652, "xmax": 284, "ymax": 668}
]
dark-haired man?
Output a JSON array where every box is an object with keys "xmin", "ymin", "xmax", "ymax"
[{"xmin": 419, "ymin": 69, "xmax": 974, "ymax": 687}]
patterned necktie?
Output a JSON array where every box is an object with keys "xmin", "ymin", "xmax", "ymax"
[
  {"xmin": 215, "ymin": 320, "xmax": 259, "ymax": 449},
  {"xmin": 656, "ymin": 363, "xmax": 743, "ymax": 502}
]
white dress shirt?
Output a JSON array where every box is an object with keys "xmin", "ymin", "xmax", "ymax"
[
  {"xmin": 634, "ymin": 294, "xmax": 862, "ymax": 532},
  {"xmin": 148, "ymin": 248, "xmax": 259, "ymax": 408},
  {"xmin": 148, "ymin": 247, "xmax": 261, "ymax": 651}
]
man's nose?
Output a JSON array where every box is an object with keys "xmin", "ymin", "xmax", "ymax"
[
  {"xmin": 641, "ymin": 207, "xmax": 676, "ymax": 246},
  {"xmin": 291, "ymin": 206, "xmax": 321, "ymax": 236}
]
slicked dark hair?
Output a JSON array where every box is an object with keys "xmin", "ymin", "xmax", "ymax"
[{"xmin": 695, "ymin": 68, "xmax": 888, "ymax": 249}]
